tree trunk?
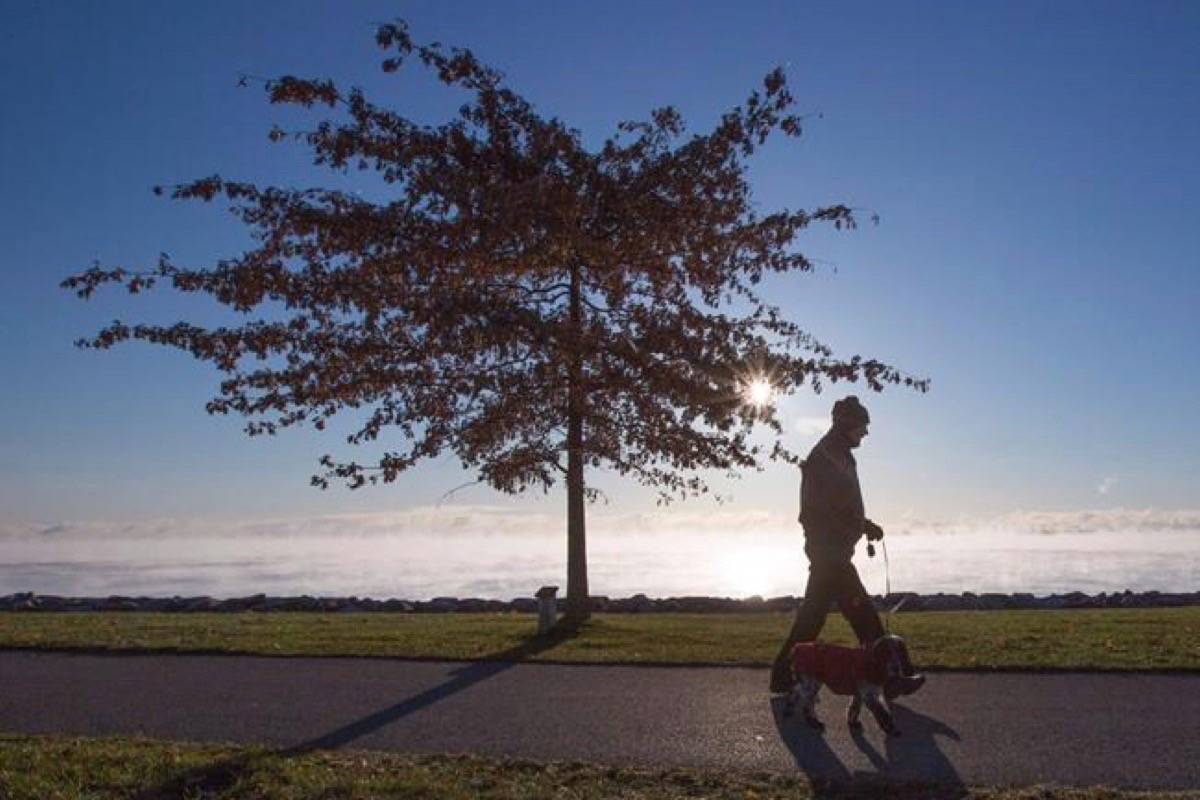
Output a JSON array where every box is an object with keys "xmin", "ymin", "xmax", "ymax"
[{"xmin": 565, "ymin": 263, "xmax": 590, "ymax": 622}]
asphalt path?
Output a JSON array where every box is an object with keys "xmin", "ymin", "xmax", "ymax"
[{"xmin": 3, "ymin": 651, "xmax": 1198, "ymax": 790}]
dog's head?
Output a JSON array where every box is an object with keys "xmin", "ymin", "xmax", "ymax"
[{"xmin": 867, "ymin": 634, "xmax": 910, "ymax": 686}]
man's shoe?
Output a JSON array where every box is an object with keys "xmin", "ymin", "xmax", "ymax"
[
  {"xmin": 884, "ymin": 673, "xmax": 926, "ymax": 700},
  {"xmin": 769, "ymin": 659, "xmax": 795, "ymax": 695},
  {"xmin": 769, "ymin": 676, "xmax": 795, "ymax": 695},
  {"xmin": 769, "ymin": 671, "xmax": 795, "ymax": 695}
]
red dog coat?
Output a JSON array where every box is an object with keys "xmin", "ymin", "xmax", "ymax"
[{"xmin": 789, "ymin": 642, "xmax": 884, "ymax": 695}]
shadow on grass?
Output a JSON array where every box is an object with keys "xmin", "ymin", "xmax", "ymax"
[
  {"xmin": 133, "ymin": 621, "xmax": 584, "ymax": 799},
  {"xmin": 771, "ymin": 696, "xmax": 967, "ymax": 799}
]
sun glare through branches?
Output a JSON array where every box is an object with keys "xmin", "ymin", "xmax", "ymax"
[{"xmin": 743, "ymin": 377, "xmax": 775, "ymax": 409}]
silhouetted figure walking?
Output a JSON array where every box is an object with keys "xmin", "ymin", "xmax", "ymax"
[{"xmin": 769, "ymin": 396, "xmax": 922, "ymax": 696}]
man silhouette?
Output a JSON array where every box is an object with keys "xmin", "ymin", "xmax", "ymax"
[{"xmin": 769, "ymin": 395, "xmax": 924, "ymax": 695}]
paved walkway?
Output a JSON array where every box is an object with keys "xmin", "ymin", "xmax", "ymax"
[{"xmin": 2, "ymin": 651, "xmax": 1198, "ymax": 790}]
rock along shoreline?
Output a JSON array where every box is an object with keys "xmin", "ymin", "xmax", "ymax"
[{"xmin": 1, "ymin": 589, "xmax": 1198, "ymax": 614}]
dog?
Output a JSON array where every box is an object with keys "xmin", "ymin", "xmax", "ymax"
[{"xmin": 781, "ymin": 634, "xmax": 921, "ymax": 735}]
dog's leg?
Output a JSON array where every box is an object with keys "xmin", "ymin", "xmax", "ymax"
[
  {"xmin": 800, "ymin": 678, "xmax": 825, "ymax": 731},
  {"xmin": 782, "ymin": 674, "xmax": 808, "ymax": 718},
  {"xmin": 782, "ymin": 686, "xmax": 797, "ymax": 718},
  {"xmin": 846, "ymin": 692, "xmax": 863, "ymax": 730},
  {"xmin": 862, "ymin": 686, "xmax": 898, "ymax": 736}
]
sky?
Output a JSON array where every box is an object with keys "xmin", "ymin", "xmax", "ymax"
[{"xmin": 1, "ymin": 0, "xmax": 1198, "ymax": 545}]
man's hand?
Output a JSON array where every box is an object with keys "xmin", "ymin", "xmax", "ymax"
[{"xmin": 864, "ymin": 519, "xmax": 885, "ymax": 542}]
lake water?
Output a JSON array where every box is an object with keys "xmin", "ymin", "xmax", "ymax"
[{"xmin": 2, "ymin": 509, "xmax": 1197, "ymax": 599}]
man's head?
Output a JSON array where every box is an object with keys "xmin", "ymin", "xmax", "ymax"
[{"xmin": 832, "ymin": 395, "xmax": 870, "ymax": 448}]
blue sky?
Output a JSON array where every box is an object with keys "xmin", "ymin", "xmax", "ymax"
[{"xmin": 1, "ymin": 0, "xmax": 1197, "ymax": 532}]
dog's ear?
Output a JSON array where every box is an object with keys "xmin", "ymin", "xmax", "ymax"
[{"xmin": 871, "ymin": 636, "xmax": 905, "ymax": 678}]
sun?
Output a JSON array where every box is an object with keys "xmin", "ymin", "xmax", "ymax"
[
  {"xmin": 744, "ymin": 377, "xmax": 774, "ymax": 408},
  {"xmin": 717, "ymin": 548, "xmax": 775, "ymax": 598}
]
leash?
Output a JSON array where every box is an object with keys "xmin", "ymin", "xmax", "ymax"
[
  {"xmin": 881, "ymin": 538, "xmax": 893, "ymax": 634},
  {"xmin": 868, "ymin": 537, "xmax": 897, "ymax": 635}
]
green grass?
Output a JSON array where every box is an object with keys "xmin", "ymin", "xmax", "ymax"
[
  {"xmin": 1, "ymin": 734, "xmax": 1195, "ymax": 800},
  {"xmin": 2, "ymin": 607, "xmax": 1199, "ymax": 670}
]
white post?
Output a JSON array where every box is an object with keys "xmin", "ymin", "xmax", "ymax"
[{"xmin": 535, "ymin": 585, "xmax": 558, "ymax": 635}]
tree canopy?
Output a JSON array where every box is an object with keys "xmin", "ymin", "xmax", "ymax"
[{"xmin": 64, "ymin": 20, "xmax": 927, "ymax": 619}]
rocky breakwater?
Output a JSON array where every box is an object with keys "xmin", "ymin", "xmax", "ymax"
[{"xmin": 1, "ymin": 589, "xmax": 1197, "ymax": 614}]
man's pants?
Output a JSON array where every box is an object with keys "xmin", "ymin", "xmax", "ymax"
[{"xmin": 769, "ymin": 558, "xmax": 885, "ymax": 691}]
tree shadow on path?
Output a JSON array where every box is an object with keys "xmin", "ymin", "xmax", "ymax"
[
  {"xmin": 134, "ymin": 621, "xmax": 582, "ymax": 799},
  {"xmin": 285, "ymin": 622, "xmax": 582, "ymax": 753},
  {"xmin": 772, "ymin": 697, "xmax": 968, "ymax": 799}
]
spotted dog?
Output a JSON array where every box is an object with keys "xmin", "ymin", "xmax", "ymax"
[{"xmin": 782, "ymin": 634, "xmax": 923, "ymax": 735}]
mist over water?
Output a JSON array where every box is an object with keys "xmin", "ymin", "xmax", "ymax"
[{"xmin": 2, "ymin": 514, "xmax": 1197, "ymax": 599}]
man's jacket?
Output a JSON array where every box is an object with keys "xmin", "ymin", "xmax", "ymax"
[{"xmin": 799, "ymin": 429, "xmax": 865, "ymax": 564}]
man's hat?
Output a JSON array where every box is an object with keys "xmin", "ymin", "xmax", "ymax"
[{"xmin": 832, "ymin": 395, "xmax": 870, "ymax": 426}]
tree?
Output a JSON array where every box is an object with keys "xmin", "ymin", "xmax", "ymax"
[{"xmin": 63, "ymin": 20, "xmax": 927, "ymax": 621}]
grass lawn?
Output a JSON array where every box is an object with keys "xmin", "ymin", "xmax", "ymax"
[
  {"xmin": 1, "ymin": 607, "xmax": 1198, "ymax": 670},
  {"xmin": 1, "ymin": 734, "xmax": 1194, "ymax": 800}
]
